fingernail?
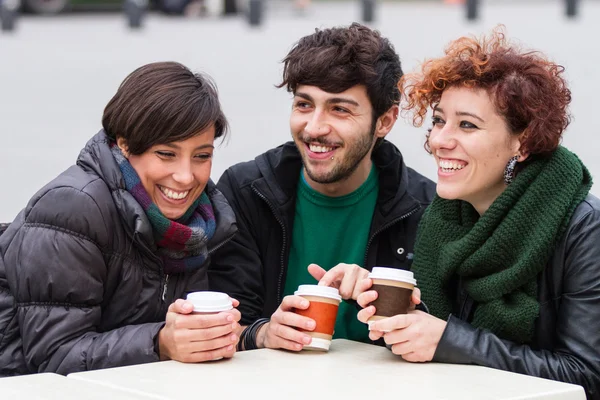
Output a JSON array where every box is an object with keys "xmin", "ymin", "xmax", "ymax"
[
  {"xmin": 306, "ymin": 320, "xmax": 315, "ymax": 330},
  {"xmin": 232, "ymin": 323, "xmax": 237, "ymax": 330},
  {"xmin": 226, "ymin": 314, "xmax": 234, "ymax": 322},
  {"xmin": 303, "ymin": 336, "xmax": 312, "ymax": 344},
  {"xmin": 227, "ymin": 345, "xmax": 234, "ymax": 351},
  {"xmin": 301, "ymin": 300, "xmax": 309, "ymax": 308},
  {"xmin": 295, "ymin": 343, "xmax": 303, "ymax": 350},
  {"xmin": 230, "ymin": 334, "xmax": 237, "ymax": 342}
]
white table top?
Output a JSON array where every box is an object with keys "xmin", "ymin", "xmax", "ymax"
[
  {"xmin": 0, "ymin": 372, "xmax": 149, "ymax": 399},
  {"xmin": 68, "ymin": 339, "xmax": 585, "ymax": 400}
]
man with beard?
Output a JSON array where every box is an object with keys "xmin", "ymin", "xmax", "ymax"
[{"xmin": 210, "ymin": 23, "xmax": 435, "ymax": 351}]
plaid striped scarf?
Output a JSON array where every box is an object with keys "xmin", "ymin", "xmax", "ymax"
[{"xmin": 111, "ymin": 143, "xmax": 216, "ymax": 274}]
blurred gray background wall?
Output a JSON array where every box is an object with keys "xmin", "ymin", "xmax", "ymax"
[{"xmin": 1, "ymin": 0, "xmax": 598, "ymax": 222}]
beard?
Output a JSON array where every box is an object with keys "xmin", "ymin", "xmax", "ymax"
[{"xmin": 298, "ymin": 122, "xmax": 377, "ymax": 185}]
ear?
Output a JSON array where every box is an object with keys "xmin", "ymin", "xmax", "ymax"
[
  {"xmin": 514, "ymin": 131, "xmax": 529, "ymax": 162},
  {"xmin": 374, "ymin": 105, "xmax": 399, "ymax": 139},
  {"xmin": 116, "ymin": 137, "xmax": 130, "ymax": 158}
]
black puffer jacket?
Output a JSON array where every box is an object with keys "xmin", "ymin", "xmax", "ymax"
[
  {"xmin": 433, "ymin": 194, "xmax": 600, "ymax": 399},
  {"xmin": 0, "ymin": 130, "xmax": 237, "ymax": 376}
]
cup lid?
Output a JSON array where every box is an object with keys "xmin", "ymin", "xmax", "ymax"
[
  {"xmin": 186, "ymin": 291, "xmax": 233, "ymax": 313},
  {"xmin": 294, "ymin": 285, "xmax": 342, "ymax": 302},
  {"xmin": 368, "ymin": 267, "xmax": 416, "ymax": 285}
]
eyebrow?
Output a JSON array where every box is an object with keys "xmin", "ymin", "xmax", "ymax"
[
  {"xmin": 434, "ymin": 106, "xmax": 485, "ymax": 123},
  {"xmin": 295, "ymin": 92, "xmax": 360, "ymax": 107},
  {"xmin": 163, "ymin": 143, "xmax": 215, "ymax": 151}
]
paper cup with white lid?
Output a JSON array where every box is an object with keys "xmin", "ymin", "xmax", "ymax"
[
  {"xmin": 186, "ymin": 291, "xmax": 234, "ymax": 313},
  {"xmin": 185, "ymin": 291, "xmax": 234, "ymax": 360},
  {"xmin": 367, "ymin": 267, "xmax": 416, "ymax": 322},
  {"xmin": 293, "ymin": 285, "xmax": 342, "ymax": 351}
]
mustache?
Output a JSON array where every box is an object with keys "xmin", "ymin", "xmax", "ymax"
[{"xmin": 299, "ymin": 135, "xmax": 342, "ymax": 147}]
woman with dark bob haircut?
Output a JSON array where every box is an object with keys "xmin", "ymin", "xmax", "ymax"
[
  {"xmin": 357, "ymin": 29, "xmax": 600, "ymax": 397},
  {"xmin": 0, "ymin": 62, "xmax": 241, "ymax": 376}
]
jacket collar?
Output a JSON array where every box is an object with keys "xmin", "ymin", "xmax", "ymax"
[
  {"xmin": 253, "ymin": 140, "xmax": 421, "ymax": 218},
  {"xmin": 76, "ymin": 130, "xmax": 237, "ymax": 252}
]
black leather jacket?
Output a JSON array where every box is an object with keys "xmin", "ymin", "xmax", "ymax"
[{"xmin": 433, "ymin": 194, "xmax": 600, "ymax": 399}]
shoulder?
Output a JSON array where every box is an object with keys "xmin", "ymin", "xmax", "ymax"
[
  {"xmin": 19, "ymin": 165, "xmax": 115, "ymax": 245},
  {"xmin": 554, "ymin": 194, "xmax": 600, "ymax": 292},
  {"xmin": 405, "ymin": 167, "xmax": 436, "ymax": 206},
  {"xmin": 218, "ymin": 143, "xmax": 295, "ymax": 191},
  {"xmin": 569, "ymin": 194, "xmax": 600, "ymax": 227}
]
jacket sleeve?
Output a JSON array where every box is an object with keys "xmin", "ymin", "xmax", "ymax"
[
  {"xmin": 432, "ymin": 207, "xmax": 600, "ymax": 399},
  {"xmin": 209, "ymin": 169, "xmax": 266, "ymax": 326},
  {"xmin": 2, "ymin": 186, "xmax": 163, "ymax": 374}
]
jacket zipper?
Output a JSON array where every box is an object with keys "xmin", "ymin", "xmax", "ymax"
[
  {"xmin": 252, "ymin": 185, "xmax": 287, "ymax": 303},
  {"xmin": 162, "ymin": 274, "xmax": 170, "ymax": 301},
  {"xmin": 208, "ymin": 232, "xmax": 237, "ymax": 256},
  {"xmin": 363, "ymin": 205, "xmax": 422, "ymax": 267}
]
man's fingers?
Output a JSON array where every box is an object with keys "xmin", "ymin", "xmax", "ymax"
[
  {"xmin": 339, "ymin": 274, "xmax": 357, "ymax": 299},
  {"xmin": 268, "ymin": 334, "xmax": 307, "ymax": 352},
  {"xmin": 230, "ymin": 297, "xmax": 240, "ymax": 307},
  {"xmin": 307, "ymin": 263, "xmax": 327, "ymax": 283},
  {"xmin": 275, "ymin": 310, "xmax": 316, "ymax": 331},
  {"xmin": 317, "ymin": 266, "xmax": 345, "ymax": 287},
  {"xmin": 271, "ymin": 324, "xmax": 312, "ymax": 347},
  {"xmin": 280, "ymin": 295, "xmax": 310, "ymax": 311}
]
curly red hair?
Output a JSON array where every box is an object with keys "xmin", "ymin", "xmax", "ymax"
[{"xmin": 401, "ymin": 27, "xmax": 571, "ymax": 156}]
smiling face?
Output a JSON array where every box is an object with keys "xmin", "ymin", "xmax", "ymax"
[
  {"xmin": 118, "ymin": 125, "xmax": 216, "ymax": 220},
  {"xmin": 290, "ymin": 84, "xmax": 397, "ymax": 196},
  {"xmin": 428, "ymin": 86, "xmax": 524, "ymax": 215}
]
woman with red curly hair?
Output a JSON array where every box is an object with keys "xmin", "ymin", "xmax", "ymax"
[{"xmin": 357, "ymin": 29, "xmax": 600, "ymax": 397}]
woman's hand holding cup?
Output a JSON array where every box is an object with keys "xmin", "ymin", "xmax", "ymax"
[
  {"xmin": 357, "ymin": 285, "xmax": 422, "ymax": 341},
  {"xmin": 158, "ymin": 293, "xmax": 241, "ymax": 363}
]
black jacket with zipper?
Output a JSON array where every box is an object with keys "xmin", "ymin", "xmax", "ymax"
[
  {"xmin": 433, "ymin": 194, "xmax": 600, "ymax": 399},
  {"xmin": 209, "ymin": 141, "xmax": 435, "ymax": 326},
  {"xmin": 0, "ymin": 130, "xmax": 237, "ymax": 376}
]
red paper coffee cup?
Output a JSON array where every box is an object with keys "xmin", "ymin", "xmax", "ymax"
[{"xmin": 294, "ymin": 285, "xmax": 341, "ymax": 351}]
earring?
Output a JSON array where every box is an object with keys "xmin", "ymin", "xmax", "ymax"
[{"xmin": 503, "ymin": 155, "xmax": 519, "ymax": 185}]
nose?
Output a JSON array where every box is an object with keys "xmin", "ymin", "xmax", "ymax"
[
  {"xmin": 304, "ymin": 110, "xmax": 331, "ymax": 138},
  {"xmin": 172, "ymin": 160, "xmax": 195, "ymax": 186},
  {"xmin": 429, "ymin": 124, "xmax": 457, "ymax": 151}
]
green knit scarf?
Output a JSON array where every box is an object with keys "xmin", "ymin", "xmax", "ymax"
[{"xmin": 412, "ymin": 146, "xmax": 592, "ymax": 343}]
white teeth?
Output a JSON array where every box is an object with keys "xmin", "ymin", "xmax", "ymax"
[
  {"xmin": 439, "ymin": 160, "xmax": 466, "ymax": 171},
  {"xmin": 160, "ymin": 186, "xmax": 189, "ymax": 200},
  {"xmin": 309, "ymin": 144, "xmax": 334, "ymax": 153}
]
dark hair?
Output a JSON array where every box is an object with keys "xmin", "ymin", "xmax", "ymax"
[
  {"xmin": 277, "ymin": 23, "xmax": 403, "ymax": 121},
  {"xmin": 102, "ymin": 62, "xmax": 228, "ymax": 155},
  {"xmin": 401, "ymin": 27, "xmax": 571, "ymax": 156}
]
